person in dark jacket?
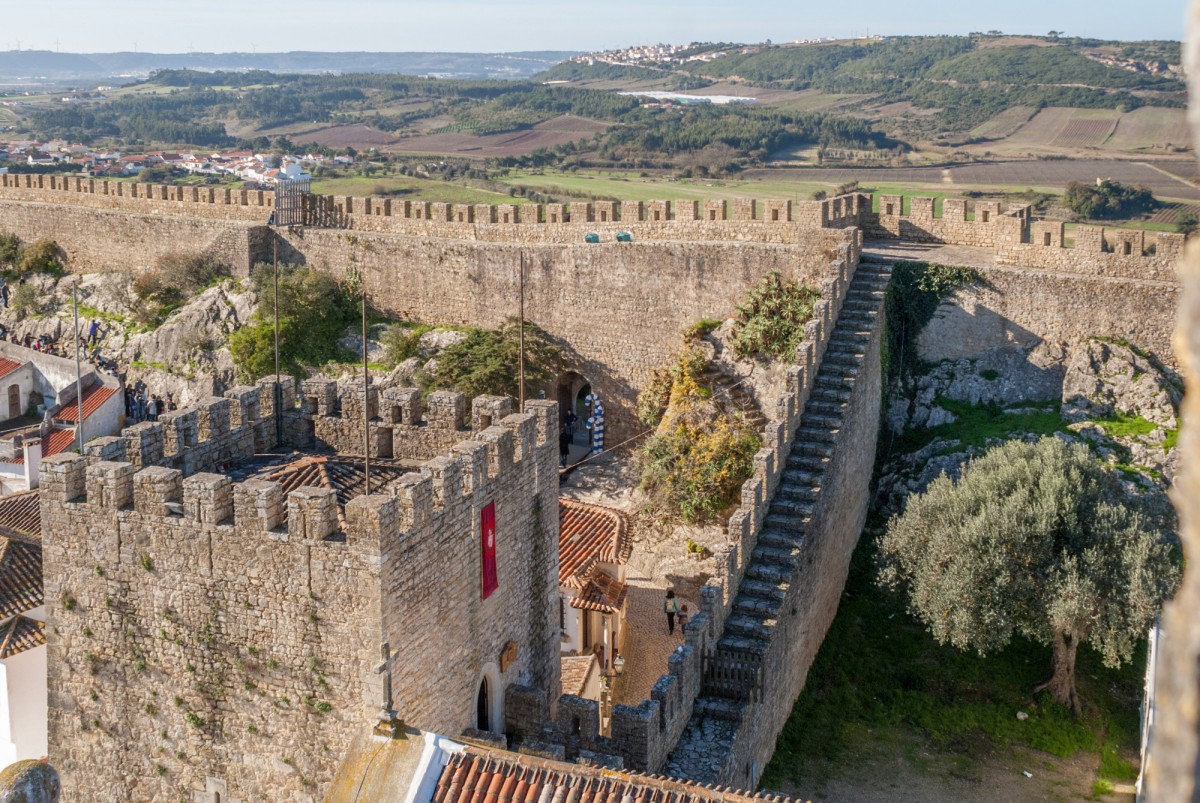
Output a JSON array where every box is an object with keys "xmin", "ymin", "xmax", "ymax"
[{"xmin": 559, "ymin": 427, "xmax": 572, "ymax": 467}]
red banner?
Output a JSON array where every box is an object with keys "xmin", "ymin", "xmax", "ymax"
[{"xmin": 481, "ymin": 501, "xmax": 498, "ymax": 600}]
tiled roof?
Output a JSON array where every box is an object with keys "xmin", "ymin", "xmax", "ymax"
[
  {"xmin": 252, "ymin": 455, "xmax": 418, "ymax": 524},
  {"xmin": 0, "ymin": 358, "xmax": 25, "ymax": 381},
  {"xmin": 11, "ymin": 428, "xmax": 76, "ymax": 465},
  {"xmin": 432, "ymin": 747, "xmax": 790, "ymax": 803},
  {"xmin": 571, "ymin": 571, "xmax": 628, "ymax": 614},
  {"xmin": 0, "ymin": 532, "xmax": 42, "ymax": 620},
  {"xmin": 0, "ymin": 490, "xmax": 40, "ymax": 538},
  {"xmin": 561, "ymin": 654, "xmax": 596, "ymax": 697},
  {"xmin": 56, "ymin": 384, "xmax": 119, "ymax": 422},
  {"xmin": 0, "ymin": 616, "xmax": 44, "ymax": 659},
  {"xmin": 559, "ymin": 499, "xmax": 631, "ymax": 588}
]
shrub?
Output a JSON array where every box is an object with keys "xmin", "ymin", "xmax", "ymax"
[
  {"xmin": 1176, "ymin": 210, "xmax": 1198, "ymax": 236},
  {"xmin": 638, "ymin": 349, "xmax": 760, "ymax": 522},
  {"xmin": 0, "ymin": 232, "xmax": 21, "ymax": 268},
  {"xmin": 636, "ymin": 366, "xmax": 673, "ymax": 428},
  {"xmin": 729, "ymin": 271, "xmax": 820, "ymax": 360},
  {"xmin": 132, "ymin": 252, "xmax": 229, "ymax": 325},
  {"xmin": 1063, "ymin": 180, "xmax": 1158, "ymax": 220},
  {"xmin": 380, "ymin": 323, "xmax": 432, "ymax": 367},
  {"xmin": 420, "ymin": 317, "xmax": 563, "ymax": 400},
  {"xmin": 19, "ymin": 238, "xmax": 64, "ymax": 276},
  {"xmin": 11, "ymin": 282, "xmax": 43, "ymax": 319}
]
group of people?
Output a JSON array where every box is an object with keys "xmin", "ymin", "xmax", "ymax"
[
  {"xmin": 664, "ymin": 590, "xmax": 689, "ymax": 637},
  {"xmin": 558, "ymin": 409, "xmax": 581, "ymax": 467},
  {"xmin": 125, "ymin": 380, "xmax": 175, "ymax": 423}
]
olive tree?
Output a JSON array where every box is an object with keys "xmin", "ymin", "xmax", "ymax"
[{"xmin": 879, "ymin": 436, "xmax": 1179, "ymax": 713}]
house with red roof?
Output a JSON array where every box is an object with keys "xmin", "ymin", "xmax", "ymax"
[{"xmin": 558, "ymin": 499, "xmax": 631, "ymax": 692}]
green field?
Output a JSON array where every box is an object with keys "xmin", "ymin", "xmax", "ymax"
[{"xmin": 311, "ymin": 174, "xmax": 526, "ymax": 205}]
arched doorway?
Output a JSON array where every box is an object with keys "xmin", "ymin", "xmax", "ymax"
[
  {"xmin": 476, "ymin": 678, "xmax": 490, "ymax": 731},
  {"xmin": 555, "ymin": 371, "xmax": 593, "ymax": 446}
]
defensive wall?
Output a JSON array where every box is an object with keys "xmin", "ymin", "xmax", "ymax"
[
  {"xmin": 503, "ymin": 237, "xmax": 862, "ymax": 776},
  {"xmin": 45, "ymin": 377, "xmax": 561, "ymax": 802}
]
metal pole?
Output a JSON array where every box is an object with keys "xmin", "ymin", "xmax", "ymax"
[
  {"xmin": 273, "ymin": 230, "xmax": 282, "ymax": 446},
  {"xmin": 362, "ymin": 280, "xmax": 370, "ymax": 496},
  {"xmin": 72, "ymin": 279, "xmax": 84, "ymax": 451},
  {"xmin": 518, "ymin": 251, "xmax": 525, "ymax": 409}
]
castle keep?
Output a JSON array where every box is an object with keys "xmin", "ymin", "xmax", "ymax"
[{"xmin": 0, "ymin": 176, "xmax": 1184, "ymax": 798}]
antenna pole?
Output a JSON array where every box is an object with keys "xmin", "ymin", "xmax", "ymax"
[
  {"xmin": 73, "ymin": 279, "xmax": 84, "ymax": 450},
  {"xmin": 273, "ymin": 230, "xmax": 282, "ymax": 447},
  {"xmin": 362, "ymin": 279, "xmax": 371, "ymax": 496},
  {"xmin": 518, "ymin": 251, "xmax": 525, "ymax": 409}
]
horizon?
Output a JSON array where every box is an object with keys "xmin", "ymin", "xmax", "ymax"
[{"xmin": 0, "ymin": 0, "xmax": 1188, "ymax": 54}]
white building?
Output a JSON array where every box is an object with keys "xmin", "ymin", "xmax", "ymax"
[{"xmin": 0, "ymin": 490, "xmax": 45, "ymax": 766}]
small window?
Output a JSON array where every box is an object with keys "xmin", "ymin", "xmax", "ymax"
[
  {"xmin": 709, "ymin": 210, "xmax": 717, "ymax": 221},
  {"xmin": 1044, "ymin": 232, "xmax": 1052, "ymax": 246},
  {"xmin": 771, "ymin": 210, "xmax": 780, "ymax": 222},
  {"xmin": 560, "ymin": 598, "xmax": 566, "ymax": 632},
  {"xmin": 982, "ymin": 211, "xmax": 990, "ymax": 223},
  {"xmin": 654, "ymin": 211, "xmax": 661, "ymax": 221},
  {"xmin": 1124, "ymin": 241, "xmax": 1133, "ymax": 256},
  {"xmin": 885, "ymin": 204, "xmax": 894, "ymax": 216},
  {"xmin": 600, "ymin": 211, "xmax": 607, "ymax": 222}
]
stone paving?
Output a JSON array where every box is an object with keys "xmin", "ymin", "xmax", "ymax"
[{"xmin": 612, "ymin": 564, "xmax": 695, "ymax": 706}]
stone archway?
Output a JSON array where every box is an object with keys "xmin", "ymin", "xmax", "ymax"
[
  {"xmin": 554, "ymin": 371, "xmax": 592, "ymax": 445},
  {"xmin": 474, "ymin": 661, "xmax": 504, "ymax": 734}
]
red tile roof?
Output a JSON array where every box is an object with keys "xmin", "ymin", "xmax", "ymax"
[
  {"xmin": 253, "ymin": 455, "xmax": 419, "ymax": 525},
  {"xmin": 0, "ymin": 616, "xmax": 44, "ymax": 659},
  {"xmin": 431, "ymin": 747, "xmax": 788, "ymax": 803},
  {"xmin": 57, "ymin": 384, "xmax": 118, "ymax": 422},
  {"xmin": 561, "ymin": 655, "xmax": 596, "ymax": 697},
  {"xmin": 559, "ymin": 500, "xmax": 631, "ymax": 588},
  {"xmin": 571, "ymin": 572, "xmax": 628, "ymax": 614},
  {"xmin": 0, "ymin": 490, "xmax": 39, "ymax": 538},
  {"xmin": 11, "ymin": 428, "xmax": 76, "ymax": 465},
  {"xmin": 0, "ymin": 533, "xmax": 41, "ymax": 620},
  {"xmin": 0, "ymin": 358, "xmax": 24, "ymax": 381}
]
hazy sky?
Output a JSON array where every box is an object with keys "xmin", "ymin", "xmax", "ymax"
[{"xmin": 1, "ymin": 0, "xmax": 1188, "ymax": 53}]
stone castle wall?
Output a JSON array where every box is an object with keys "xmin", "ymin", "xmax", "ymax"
[
  {"xmin": 504, "ymin": 239, "xmax": 861, "ymax": 774},
  {"xmin": 52, "ymin": 373, "xmax": 561, "ymax": 801},
  {"xmin": 40, "ymin": 453, "xmax": 386, "ymax": 802}
]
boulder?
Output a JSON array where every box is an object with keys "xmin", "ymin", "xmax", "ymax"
[
  {"xmin": 1062, "ymin": 339, "xmax": 1181, "ymax": 427},
  {"xmin": 0, "ymin": 760, "xmax": 60, "ymax": 803}
]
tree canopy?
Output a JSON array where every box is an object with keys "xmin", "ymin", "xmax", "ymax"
[{"xmin": 878, "ymin": 436, "xmax": 1179, "ymax": 712}]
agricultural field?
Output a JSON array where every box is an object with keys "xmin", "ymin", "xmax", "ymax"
[
  {"xmin": 968, "ymin": 106, "xmax": 1038, "ymax": 140},
  {"xmin": 1105, "ymin": 107, "xmax": 1193, "ymax": 152},
  {"xmin": 1007, "ymin": 107, "xmax": 1122, "ymax": 149},
  {"xmin": 388, "ymin": 115, "xmax": 608, "ymax": 157},
  {"xmin": 294, "ymin": 124, "xmax": 402, "ymax": 149},
  {"xmin": 309, "ymin": 174, "xmax": 526, "ymax": 205}
]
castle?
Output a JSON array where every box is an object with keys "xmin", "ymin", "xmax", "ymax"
[{"xmin": 0, "ymin": 176, "xmax": 1185, "ymax": 799}]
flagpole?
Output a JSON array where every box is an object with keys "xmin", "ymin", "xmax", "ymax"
[
  {"xmin": 518, "ymin": 251, "xmax": 525, "ymax": 409},
  {"xmin": 72, "ymin": 279, "xmax": 84, "ymax": 450},
  {"xmin": 272, "ymin": 229, "xmax": 282, "ymax": 447},
  {"xmin": 362, "ymin": 279, "xmax": 370, "ymax": 496}
]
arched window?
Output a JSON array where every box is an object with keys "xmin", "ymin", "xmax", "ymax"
[{"xmin": 476, "ymin": 678, "xmax": 489, "ymax": 732}]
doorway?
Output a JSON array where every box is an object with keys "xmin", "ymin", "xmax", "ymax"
[
  {"xmin": 476, "ymin": 678, "xmax": 489, "ymax": 731},
  {"xmin": 6, "ymin": 384, "xmax": 17, "ymax": 421}
]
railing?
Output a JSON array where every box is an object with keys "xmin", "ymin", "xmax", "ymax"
[{"xmin": 702, "ymin": 649, "xmax": 763, "ymax": 703}]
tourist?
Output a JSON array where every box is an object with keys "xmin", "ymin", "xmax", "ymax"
[
  {"xmin": 1, "ymin": 281, "xmax": 9, "ymax": 309},
  {"xmin": 678, "ymin": 604, "xmax": 689, "ymax": 636},
  {"xmin": 564, "ymin": 409, "xmax": 577, "ymax": 438},
  {"xmin": 664, "ymin": 589, "xmax": 679, "ymax": 635},
  {"xmin": 558, "ymin": 426, "xmax": 571, "ymax": 467},
  {"xmin": 88, "ymin": 319, "xmax": 100, "ymax": 346}
]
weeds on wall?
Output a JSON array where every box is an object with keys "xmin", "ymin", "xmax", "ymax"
[
  {"xmin": 729, "ymin": 271, "xmax": 820, "ymax": 361},
  {"xmin": 638, "ymin": 347, "xmax": 760, "ymax": 523},
  {"xmin": 882, "ymin": 260, "xmax": 980, "ymax": 387}
]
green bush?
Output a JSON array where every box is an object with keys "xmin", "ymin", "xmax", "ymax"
[
  {"xmin": 380, "ymin": 323, "xmax": 433, "ymax": 367},
  {"xmin": 19, "ymin": 238, "xmax": 64, "ymax": 276},
  {"xmin": 0, "ymin": 232, "xmax": 21, "ymax": 268},
  {"xmin": 229, "ymin": 263, "xmax": 359, "ymax": 382},
  {"xmin": 419, "ymin": 317, "xmax": 562, "ymax": 400},
  {"xmin": 1176, "ymin": 210, "xmax": 1197, "ymax": 235},
  {"xmin": 1064, "ymin": 180, "xmax": 1158, "ymax": 220},
  {"xmin": 729, "ymin": 271, "xmax": 820, "ymax": 361},
  {"xmin": 11, "ymin": 282, "xmax": 42, "ymax": 319},
  {"xmin": 132, "ymin": 252, "xmax": 230, "ymax": 325}
]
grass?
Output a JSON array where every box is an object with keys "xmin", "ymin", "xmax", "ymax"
[
  {"xmin": 310, "ymin": 174, "xmax": 526, "ymax": 205},
  {"xmin": 890, "ymin": 397, "xmax": 1067, "ymax": 456},
  {"xmin": 1092, "ymin": 411, "xmax": 1179, "ymax": 453},
  {"xmin": 762, "ymin": 522, "xmax": 1146, "ymax": 791}
]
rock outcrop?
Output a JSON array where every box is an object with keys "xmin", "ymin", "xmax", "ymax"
[{"xmin": 1062, "ymin": 338, "xmax": 1182, "ymax": 427}]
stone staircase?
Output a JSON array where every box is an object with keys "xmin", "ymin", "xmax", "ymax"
[
  {"xmin": 701, "ymin": 366, "xmax": 768, "ymax": 431},
  {"xmin": 666, "ymin": 263, "xmax": 892, "ymax": 775}
]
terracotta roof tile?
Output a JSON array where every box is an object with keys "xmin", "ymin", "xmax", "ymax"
[
  {"xmin": 561, "ymin": 655, "xmax": 596, "ymax": 697},
  {"xmin": 57, "ymin": 384, "xmax": 118, "ymax": 422},
  {"xmin": 0, "ymin": 615, "xmax": 43, "ymax": 659},
  {"xmin": 559, "ymin": 500, "xmax": 631, "ymax": 588},
  {"xmin": 0, "ymin": 490, "xmax": 39, "ymax": 539},
  {"xmin": 11, "ymin": 428, "xmax": 76, "ymax": 465},
  {"xmin": 0, "ymin": 358, "xmax": 24, "ymax": 381},
  {"xmin": 0, "ymin": 532, "xmax": 41, "ymax": 620},
  {"xmin": 252, "ymin": 455, "xmax": 418, "ymax": 526},
  {"xmin": 571, "ymin": 572, "xmax": 628, "ymax": 614},
  {"xmin": 432, "ymin": 750, "xmax": 785, "ymax": 803}
]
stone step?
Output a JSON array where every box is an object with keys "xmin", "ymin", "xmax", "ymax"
[
  {"xmin": 814, "ymin": 373, "xmax": 858, "ymax": 390},
  {"xmin": 746, "ymin": 560, "xmax": 792, "ymax": 585},
  {"xmin": 717, "ymin": 633, "xmax": 769, "ymax": 656},
  {"xmin": 803, "ymin": 413, "xmax": 842, "ymax": 430},
  {"xmin": 809, "ymin": 385, "xmax": 851, "ymax": 403},
  {"xmin": 796, "ymin": 426, "xmax": 838, "ymax": 443},
  {"xmin": 724, "ymin": 613, "xmax": 775, "ymax": 641},
  {"xmin": 806, "ymin": 398, "xmax": 848, "ymax": 417},
  {"xmin": 739, "ymin": 577, "xmax": 789, "ymax": 602},
  {"xmin": 751, "ymin": 542, "xmax": 800, "ymax": 567},
  {"xmin": 780, "ymin": 467, "xmax": 823, "ymax": 486},
  {"xmin": 795, "ymin": 441, "xmax": 833, "ymax": 459},
  {"xmin": 734, "ymin": 592, "xmax": 782, "ymax": 618},
  {"xmin": 756, "ymin": 528, "xmax": 805, "ymax": 551},
  {"xmin": 822, "ymin": 351, "xmax": 862, "ymax": 368},
  {"xmin": 693, "ymin": 696, "xmax": 745, "ymax": 722},
  {"xmin": 775, "ymin": 484, "xmax": 819, "ymax": 504},
  {"xmin": 765, "ymin": 511, "xmax": 810, "ymax": 531}
]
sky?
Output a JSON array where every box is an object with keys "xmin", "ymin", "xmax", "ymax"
[{"xmin": 0, "ymin": 0, "xmax": 1188, "ymax": 53}]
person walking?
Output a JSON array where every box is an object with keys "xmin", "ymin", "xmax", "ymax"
[
  {"xmin": 678, "ymin": 603, "xmax": 689, "ymax": 636},
  {"xmin": 558, "ymin": 426, "xmax": 572, "ymax": 468},
  {"xmin": 88, "ymin": 319, "xmax": 100, "ymax": 346},
  {"xmin": 564, "ymin": 409, "xmax": 578, "ymax": 438},
  {"xmin": 664, "ymin": 589, "xmax": 680, "ymax": 635},
  {"xmin": 1, "ymin": 281, "xmax": 9, "ymax": 309}
]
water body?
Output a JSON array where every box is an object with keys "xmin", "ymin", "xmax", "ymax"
[{"xmin": 618, "ymin": 91, "xmax": 757, "ymax": 105}]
